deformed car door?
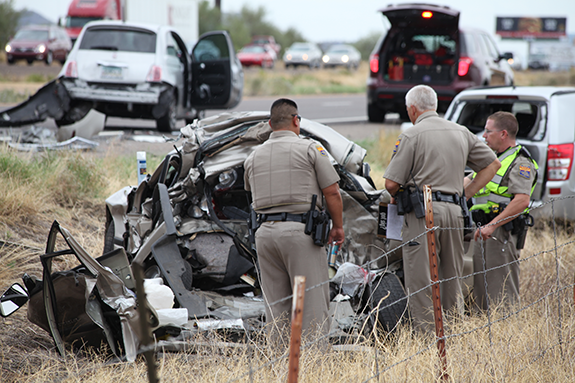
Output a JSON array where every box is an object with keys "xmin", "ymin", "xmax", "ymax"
[{"xmin": 190, "ymin": 31, "xmax": 243, "ymax": 109}]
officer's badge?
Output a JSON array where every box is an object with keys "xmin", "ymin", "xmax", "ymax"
[
  {"xmin": 519, "ymin": 164, "xmax": 531, "ymax": 179},
  {"xmin": 393, "ymin": 138, "xmax": 401, "ymax": 154},
  {"xmin": 316, "ymin": 145, "xmax": 328, "ymax": 157}
]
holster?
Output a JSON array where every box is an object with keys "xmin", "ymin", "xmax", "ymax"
[{"xmin": 304, "ymin": 194, "xmax": 331, "ymax": 247}]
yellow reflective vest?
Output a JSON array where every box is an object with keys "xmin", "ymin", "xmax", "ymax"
[{"xmin": 470, "ymin": 145, "xmax": 538, "ymax": 214}]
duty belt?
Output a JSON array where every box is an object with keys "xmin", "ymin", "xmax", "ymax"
[
  {"xmin": 431, "ymin": 191, "xmax": 460, "ymax": 204},
  {"xmin": 259, "ymin": 212, "xmax": 306, "ymax": 223}
]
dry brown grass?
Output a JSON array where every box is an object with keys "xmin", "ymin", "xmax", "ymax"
[
  {"xmin": 514, "ymin": 69, "xmax": 575, "ymax": 87},
  {"xmin": 2, "ymin": 112, "xmax": 575, "ymax": 383}
]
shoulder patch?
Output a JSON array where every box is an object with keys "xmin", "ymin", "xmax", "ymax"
[
  {"xmin": 316, "ymin": 145, "xmax": 328, "ymax": 157},
  {"xmin": 519, "ymin": 164, "xmax": 531, "ymax": 179},
  {"xmin": 393, "ymin": 138, "xmax": 402, "ymax": 154}
]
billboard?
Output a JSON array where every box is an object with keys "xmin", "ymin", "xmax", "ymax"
[{"xmin": 496, "ymin": 17, "xmax": 567, "ymax": 39}]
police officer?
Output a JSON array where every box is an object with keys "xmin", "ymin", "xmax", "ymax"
[
  {"xmin": 466, "ymin": 111, "xmax": 538, "ymax": 311},
  {"xmin": 243, "ymin": 98, "xmax": 345, "ymax": 343},
  {"xmin": 384, "ymin": 85, "xmax": 500, "ymax": 333}
]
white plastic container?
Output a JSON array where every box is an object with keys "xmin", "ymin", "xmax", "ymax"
[{"xmin": 137, "ymin": 151, "xmax": 147, "ymax": 185}]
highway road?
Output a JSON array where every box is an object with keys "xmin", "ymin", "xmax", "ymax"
[{"xmin": 1, "ymin": 85, "xmax": 403, "ymax": 144}]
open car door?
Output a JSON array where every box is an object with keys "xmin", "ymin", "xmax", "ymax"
[{"xmin": 190, "ymin": 31, "xmax": 243, "ymax": 110}]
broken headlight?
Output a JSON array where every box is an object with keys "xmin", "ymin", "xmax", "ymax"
[{"xmin": 215, "ymin": 169, "xmax": 238, "ymax": 192}]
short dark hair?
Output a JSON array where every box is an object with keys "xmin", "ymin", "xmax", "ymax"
[
  {"xmin": 488, "ymin": 111, "xmax": 518, "ymax": 139},
  {"xmin": 270, "ymin": 98, "xmax": 298, "ymax": 129}
]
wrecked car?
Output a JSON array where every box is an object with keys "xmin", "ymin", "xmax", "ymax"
[
  {"xmin": 1, "ymin": 112, "xmax": 408, "ymax": 359},
  {"xmin": 0, "ymin": 21, "xmax": 243, "ymax": 133}
]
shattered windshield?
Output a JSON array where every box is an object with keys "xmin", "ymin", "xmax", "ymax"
[{"xmin": 79, "ymin": 28, "xmax": 157, "ymax": 53}]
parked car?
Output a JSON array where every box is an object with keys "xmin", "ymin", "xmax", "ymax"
[
  {"xmin": 5, "ymin": 24, "xmax": 72, "ymax": 65},
  {"xmin": 249, "ymin": 35, "xmax": 281, "ymax": 56},
  {"xmin": 237, "ymin": 44, "xmax": 276, "ymax": 68},
  {"xmin": 283, "ymin": 42, "xmax": 322, "ymax": 69},
  {"xmin": 445, "ymin": 86, "xmax": 575, "ymax": 221},
  {"xmin": 55, "ymin": 20, "xmax": 243, "ymax": 132},
  {"xmin": 322, "ymin": 44, "xmax": 361, "ymax": 70},
  {"xmin": 367, "ymin": 3, "xmax": 514, "ymax": 122}
]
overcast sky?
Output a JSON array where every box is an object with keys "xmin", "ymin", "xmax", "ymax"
[
  {"xmin": 13, "ymin": 0, "xmax": 575, "ymax": 41},
  {"xmin": 13, "ymin": 0, "xmax": 575, "ymax": 63}
]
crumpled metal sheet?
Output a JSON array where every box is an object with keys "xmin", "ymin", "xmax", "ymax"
[
  {"xmin": 61, "ymin": 226, "xmax": 144, "ymax": 362},
  {"xmin": 8, "ymin": 135, "xmax": 99, "ymax": 152}
]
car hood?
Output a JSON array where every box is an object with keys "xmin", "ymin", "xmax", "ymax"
[
  {"xmin": 66, "ymin": 49, "xmax": 157, "ymax": 84},
  {"xmin": 182, "ymin": 111, "xmax": 368, "ymax": 179}
]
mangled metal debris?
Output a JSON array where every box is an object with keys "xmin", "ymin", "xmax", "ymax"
[{"xmin": 1, "ymin": 111, "xmax": 409, "ymax": 360}]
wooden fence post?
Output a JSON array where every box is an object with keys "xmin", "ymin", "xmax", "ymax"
[
  {"xmin": 288, "ymin": 276, "xmax": 306, "ymax": 383},
  {"xmin": 423, "ymin": 185, "xmax": 449, "ymax": 381}
]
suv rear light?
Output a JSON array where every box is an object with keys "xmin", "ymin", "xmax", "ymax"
[
  {"xmin": 422, "ymin": 11, "xmax": 433, "ymax": 18},
  {"xmin": 369, "ymin": 53, "xmax": 379, "ymax": 74},
  {"xmin": 547, "ymin": 143, "xmax": 574, "ymax": 181},
  {"xmin": 458, "ymin": 57, "xmax": 473, "ymax": 76},
  {"xmin": 64, "ymin": 61, "xmax": 78, "ymax": 78},
  {"xmin": 146, "ymin": 65, "xmax": 162, "ymax": 82}
]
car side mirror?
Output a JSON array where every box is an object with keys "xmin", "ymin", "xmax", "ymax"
[
  {"xmin": 500, "ymin": 52, "xmax": 513, "ymax": 61},
  {"xmin": 0, "ymin": 283, "xmax": 29, "ymax": 317}
]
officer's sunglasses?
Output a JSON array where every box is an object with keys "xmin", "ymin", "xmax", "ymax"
[{"xmin": 291, "ymin": 114, "xmax": 302, "ymax": 122}]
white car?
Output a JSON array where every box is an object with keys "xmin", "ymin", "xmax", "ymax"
[
  {"xmin": 58, "ymin": 21, "xmax": 243, "ymax": 132},
  {"xmin": 283, "ymin": 42, "xmax": 322, "ymax": 69},
  {"xmin": 322, "ymin": 44, "xmax": 361, "ymax": 70},
  {"xmin": 445, "ymin": 86, "xmax": 575, "ymax": 221}
]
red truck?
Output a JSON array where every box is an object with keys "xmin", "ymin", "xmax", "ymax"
[{"xmin": 63, "ymin": 0, "xmax": 122, "ymax": 43}]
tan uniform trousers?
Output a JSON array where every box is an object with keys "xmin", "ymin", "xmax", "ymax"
[
  {"xmin": 402, "ymin": 202, "xmax": 464, "ymax": 333},
  {"xmin": 472, "ymin": 225, "xmax": 520, "ymax": 311},
  {"xmin": 255, "ymin": 220, "xmax": 330, "ymax": 342}
]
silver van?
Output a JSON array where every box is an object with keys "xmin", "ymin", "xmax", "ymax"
[{"xmin": 445, "ymin": 86, "xmax": 575, "ymax": 221}]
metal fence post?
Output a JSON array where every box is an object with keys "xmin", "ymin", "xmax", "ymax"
[
  {"xmin": 288, "ymin": 276, "xmax": 306, "ymax": 383},
  {"xmin": 423, "ymin": 185, "xmax": 448, "ymax": 381}
]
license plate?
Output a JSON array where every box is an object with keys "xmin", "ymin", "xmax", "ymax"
[{"xmin": 101, "ymin": 65, "xmax": 123, "ymax": 80}]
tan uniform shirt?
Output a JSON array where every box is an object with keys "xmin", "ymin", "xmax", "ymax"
[
  {"xmin": 503, "ymin": 152, "xmax": 536, "ymax": 196},
  {"xmin": 384, "ymin": 111, "xmax": 497, "ymax": 196},
  {"xmin": 244, "ymin": 130, "xmax": 340, "ymax": 214}
]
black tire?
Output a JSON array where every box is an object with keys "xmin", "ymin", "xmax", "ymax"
[
  {"xmin": 369, "ymin": 273, "xmax": 408, "ymax": 333},
  {"xmin": 398, "ymin": 108, "xmax": 410, "ymax": 122},
  {"xmin": 185, "ymin": 110, "xmax": 205, "ymax": 125},
  {"xmin": 7, "ymin": 57, "xmax": 14, "ymax": 65},
  {"xmin": 45, "ymin": 51, "xmax": 53, "ymax": 66},
  {"xmin": 59, "ymin": 52, "xmax": 68, "ymax": 65},
  {"xmin": 157, "ymin": 92, "xmax": 177, "ymax": 132},
  {"xmin": 367, "ymin": 103, "xmax": 385, "ymax": 123},
  {"xmin": 103, "ymin": 220, "xmax": 115, "ymax": 255}
]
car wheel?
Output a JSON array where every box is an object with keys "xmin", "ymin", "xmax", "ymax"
[
  {"xmin": 369, "ymin": 273, "xmax": 408, "ymax": 333},
  {"xmin": 185, "ymin": 110, "xmax": 205, "ymax": 125},
  {"xmin": 157, "ymin": 91, "xmax": 177, "ymax": 132},
  {"xmin": 26, "ymin": 59, "xmax": 34, "ymax": 65},
  {"xmin": 59, "ymin": 52, "xmax": 68, "ymax": 65},
  {"xmin": 398, "ymin": 108, "xmax": 410, "ymax": 122},
  {"xmin": 7, "ymin": 57, "xmax": 14, "ymax": 65},
  {"xmin": 45, "ymin": 51, "xmax": 53, "ymax": 66},
  {"xmin": 368, "ymin": 103, "xmax": 385, "ymax": 123}
]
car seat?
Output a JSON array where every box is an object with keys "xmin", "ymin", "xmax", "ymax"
[{"xmin": 515, "ymin": 113, "xmax": 536, "ymax": 137}]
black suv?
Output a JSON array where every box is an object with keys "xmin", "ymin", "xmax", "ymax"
[{"xmin": 367, "ymin": 4, "xmax": 514, "ymax": 122}]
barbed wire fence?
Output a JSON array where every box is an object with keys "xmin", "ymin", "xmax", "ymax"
[{"xmin": 223, "ymin": 195, "xmax": 575, "ymax": 382}]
